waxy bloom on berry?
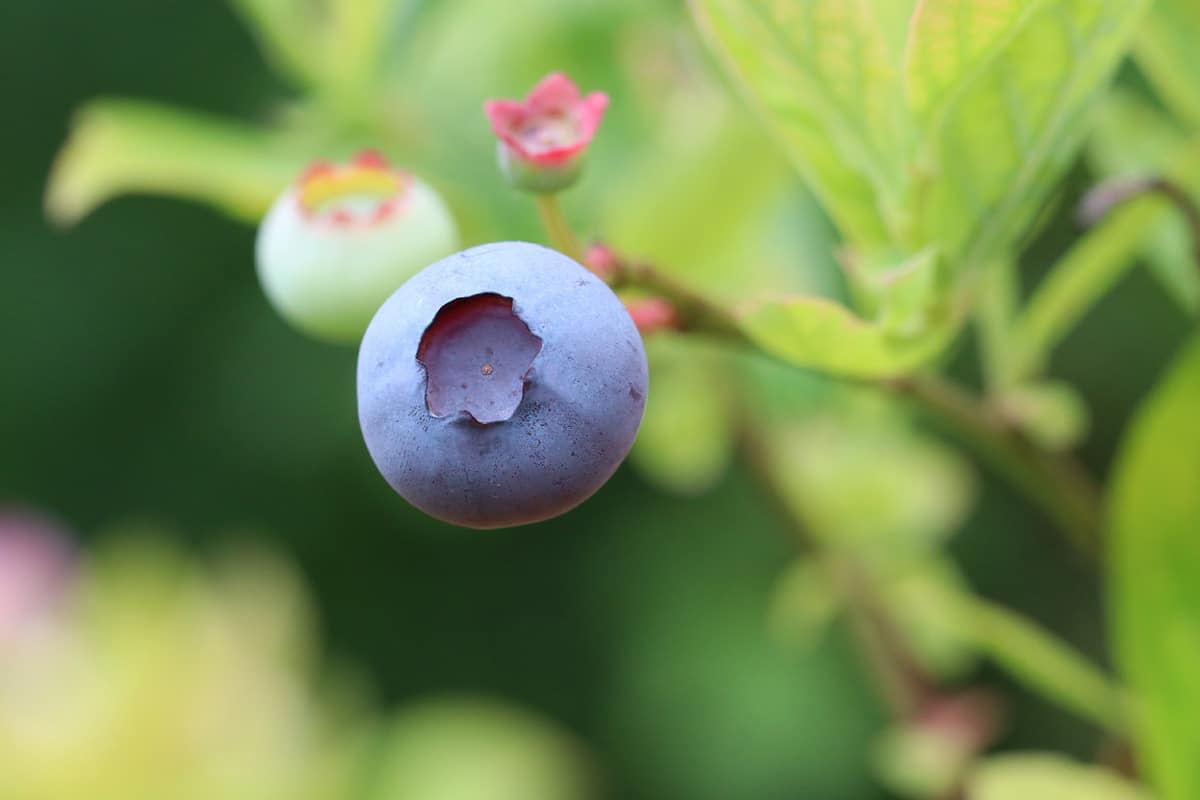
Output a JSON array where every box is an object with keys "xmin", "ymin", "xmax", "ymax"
[
  {"xmin": 484, "ymin": 73, "xmax": 609, "ymax": 193},
  {"xmin": 256, "ymin": 151, "xmax": 458, "ymax": 343}
]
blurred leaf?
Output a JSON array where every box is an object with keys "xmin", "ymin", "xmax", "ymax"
[
  {"xmin": 906, "ymin": 0, "xmax": 1150, "ymax": 271},
  {"xmin": 1089, "ymin": 90, "xmax": 1200, "ymax": 313},
  {"xmin": 368, "ymin": 697, "xmax": 596, "ymax": 800},
  {"xmin": 629, "ymin": 339, "xmax": 737, "ymax": 495},
  {"xmin": 966, "ymin": 753, "xmax": 1150, "ymax": 800},
  {"xmin": 737, "ymin": 293, "xmax": 959, "ymax": 378},
  {"xmin": 765, "ymin": 415, "xmax": 974, "ymax": 559},
  {"xmin": 1135, "ymin": 0, "xmax": 1200, "ymax": 130},
  {"xmin": 768, "ymin": 559, "xmax": 840, "ymax": 651},
  {"xmin": 976, "ymin": 259, "xmax": 1020, "ymax": 391},
  {"xmin": 1109, "ymin": 333, "xmax": 1200, "ymax": 800},
  {"xmin": 323, "ymin": 0, "xmax": 407, "ymax": 107},
  {"xmin": 46, "ymin": 99, "xmax": 304, "ymax": 226},
  {"xmin": 229, "ymin": 0, "xmax": 326, "ymax": 88},
  {"xmin": 903, "ymin": 2, "xmax": 1036, "ymax": 118},
  {"xmin": 870, "ymin": 247, "xmax": 941, "ymax": 335},
  {"xmin": 691, "ymin": 0, "xmax": 916, "ymax": 247},
  {"xmin": 885, "ymin": 558, "xmax": 978, "ymax": 680}
]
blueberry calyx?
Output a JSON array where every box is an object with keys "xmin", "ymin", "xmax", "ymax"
[{"xmin": 416, "ymin": 293, "xmax": 543, "ymax": 425}]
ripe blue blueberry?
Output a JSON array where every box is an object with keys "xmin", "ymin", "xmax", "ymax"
[{"xmin": 357, "ymin": 242, "xmax": 648, "ymax": 529}]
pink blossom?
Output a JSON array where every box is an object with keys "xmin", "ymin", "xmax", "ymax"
[{"xmin": 484, "ymin": 73, "xmax": 608, "ymax": 166}]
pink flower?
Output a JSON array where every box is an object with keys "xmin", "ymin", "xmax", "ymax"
[{"xmin": 484, "ymin": 73, "xmax": 609, "ymax": 192}]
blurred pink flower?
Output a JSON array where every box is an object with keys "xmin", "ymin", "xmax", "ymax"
[
  {"xmin": 484, "ymin": 73, "xmax": 608, "ymax": 192},
  {"xmin": 0, "ymin": 510, "xmax": 74, "ymax": 641},
  {"xmin": 484, "ymin": 73, "xmax": 608, "ymax": 166}
]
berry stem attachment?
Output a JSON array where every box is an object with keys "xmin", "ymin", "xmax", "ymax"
[
  {"xmin": 535, "ymin": 194, "xmax": 583, "ymax": 262},
  {"xmin": 598, "ymin": 250, "xmax": 751, "ymax": 345}
]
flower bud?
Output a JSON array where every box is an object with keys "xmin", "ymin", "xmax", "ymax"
[
  {"xmin": 484, "ymin": 73, "xmax": 608, "ymax": 194},
  {"xmin": 625, "ymin": 297, "xmax": 680, "ymax": 336},
  {"xmin": 256, "ymin": 151, "xmax": 459, "ymax": 343}
]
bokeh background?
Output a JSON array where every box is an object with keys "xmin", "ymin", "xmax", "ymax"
[{"xmin": 1, "ymin": 1, "xmax": 1191, "ymax": 798}]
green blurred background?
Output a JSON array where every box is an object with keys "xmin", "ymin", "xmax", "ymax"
[{"xmin": 1, "ymin": 1, "xmax": 1191, "ymax": 797}]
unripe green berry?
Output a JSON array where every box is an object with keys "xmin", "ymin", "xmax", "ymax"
[{"xmin": 256, "ymin": 152, "xmax": 458, "ymax": 343}]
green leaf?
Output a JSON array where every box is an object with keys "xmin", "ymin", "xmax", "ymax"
[
  {"xmin": 966, "ymin": 754, "xmax": 1151, "ymax": 800},
  {"xmin": 690, "ymin": 0, "xmax": 916, "ymax": 247},
  {"xmin": 231, "ymin": 0, "xmax": 404, "ymax": 108},
  {"xmin": 737, "ymin": 293, "xmax": 959, "ymax": 378},
  {"xmin": 46, "ymin": 99, "xmax": 304, "ymax": 226},
  {"xmin": 763, "ymin": 415, "xmax": 974, "ymax": 559},
  {"xmin": 1135, "ymin": 0, "xmax": 1200, "ymax": 130},
  {"xmin": 229, "ymin": 0, "xmax": 327, "ymax": 89},
  {"xmin": 885, "ymin": 558, "xmax": 978, "ymax": 680},
  {"xmin": 906, "ymin": 0, "xmax": 1151, "ymax": 270},
  {"xmin": 1089, "ymin": 90, "xmax": 1200, "ymax": 314},
  {"xmin": 768, "ymin": 559, "xmax": 840, "ymax": 651},
  {"xmin": 1109, "ymin": 333, "xmax": 1200, "ymax": 800}
]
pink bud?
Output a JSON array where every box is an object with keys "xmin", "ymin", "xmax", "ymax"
[
  {"xmin": 625, "ymin": 297, "xmax": 679, "ymax": 336},
  {"xmin": 583, "ymin": 242, "xmax": 618, "ymax": 281}
]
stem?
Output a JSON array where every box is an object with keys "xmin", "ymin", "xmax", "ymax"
[
  {"xmin": 888, "ymin": 375, "xmax": 1102, "ymax": 557},
  {"xmin": 976, "ymin": 259, "xmax": 1019, "ymax": 393},
  {"xmin": 601, "ymin": 251, "xmax": 1104, "ymax": 556},
  {"xmin": 534, "ymin": 193, "xmax": 582, "ymax": 262},
  {"xmin": 607, "ymin": 257, "xmax": 751, "ymax": 345},
  {"xmin": 948, "ymin": 590, "xmax": 1128, "ymax": 734},
  {"xmin": 1007, "ymin": 145, "xmax": 1200, "ymax": 382}
]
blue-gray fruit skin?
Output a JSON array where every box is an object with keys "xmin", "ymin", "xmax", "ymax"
[{"xmin": 358, "ymin": 241, "xmax": 648, "ymax": 529}]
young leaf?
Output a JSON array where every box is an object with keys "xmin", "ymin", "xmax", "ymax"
[
  {"xmin": 737, "ymin": 294, "xmax": 959, "ymax": 378},
  {"xmin": 228, "ymin": 0, "xmax": 326, "ymax": 89},
  {"xmin": 1109, "ymin": 333, "xmax": 1200, "ymax": 800},
  {"xmin": 906, "ymin": 0, "xmax": 1150, "ymax": 271},
  {"xmin": 690, "ymin": 0, "xmax": 916, "ymax": 247},
  {"xmin": 966, "ymin": 754, "xmax": 1150, "ymax": 800},
  {"xmin": 46, "ymin": 100, "xmax": 304, "ymax": 226},
  {"xmin": 1135, "ymin": 0, "xmax": 1200, "ymax": 130}
]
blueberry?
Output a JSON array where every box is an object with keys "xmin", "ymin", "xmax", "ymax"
[{"xmin": 357, "ymin": 242, "xmax": 648, "ymax": 529}]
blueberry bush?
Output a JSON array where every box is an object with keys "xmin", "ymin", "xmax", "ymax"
[{"xmin": 7, "ymin": 0, "xmax": 1200, "ymax": 797}]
